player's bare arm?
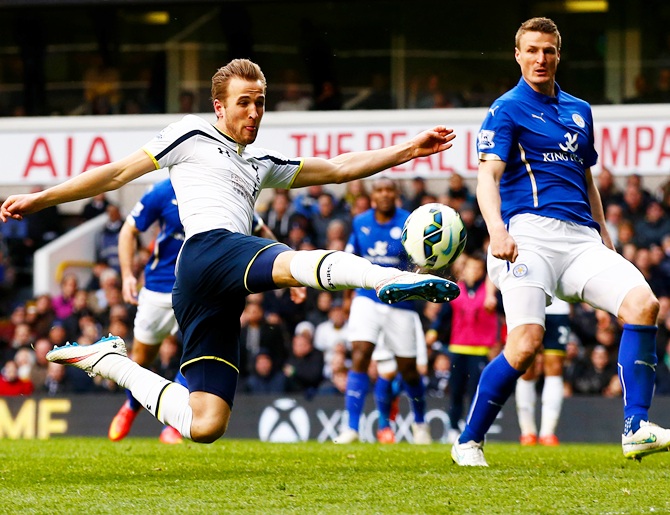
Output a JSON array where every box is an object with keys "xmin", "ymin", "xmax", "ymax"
[
  {"xmin": 585, "ymin": 167, "xmax": 615, "ymax": 251},
  {"xmin": 0, "ymin": 149, "xmax": 156, "ymax": 222},
  {"xmin": 292, "ymin": 126, "xmax": 455, "ymax": 188},
  {"xmin": 118, "ymin": 220, "xmax": 142, "ymax": 305},
  {"xmin": 477, "ymin": 159, "xmax": 518, "ymax": 262}
]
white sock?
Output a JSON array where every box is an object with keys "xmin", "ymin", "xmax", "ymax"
[
  {"xmin": 515, "ymin": 378, "xmax": 538, "ymax": 436},
  {"xmin": 539, "ymin": 375, "xmax": 564, "ymax": 438},
  {"xmin": 289, "ymin": 250, "xmax": 397, "ymax": 291},
  {"xmin": 103, "ymin": 355, "xmax": 193, "ymax": 439}
]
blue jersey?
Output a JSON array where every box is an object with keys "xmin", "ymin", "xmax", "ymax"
[
  {"xmin": 345, "ymin": 208, "xmax": 413, "ymax": 310},
  {"xmin": 477, "ymin": 78, "xmax": 599, "ymax": 230},
  {"xmin": 128, "ymin": 179, "xmax": 185, "ymax": 293}
]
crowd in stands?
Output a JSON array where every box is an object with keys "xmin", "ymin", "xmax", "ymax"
[{"xmin": 1, "ymin": 171, "xmax": 670, "ymax": 408}]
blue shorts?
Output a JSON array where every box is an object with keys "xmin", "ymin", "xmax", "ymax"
[
  {"xmin": 172, "ymin": 229, "xmax": 290, "ymax": 407},
  {"xmin": 542, "ymin": 313, "xmax": 570, "ymax": 355}
]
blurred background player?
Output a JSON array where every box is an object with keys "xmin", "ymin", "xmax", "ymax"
[
  {"xmin": 370, "ymin": 318, "xmax": 431, "ymax": 444},
  {"xmin": 515, "ymin": 298, "xmax": 570, "ymax": 446},
  {"xmin": 334, "ymin": 177, "xmax": 432, "ymax": 445},
  {"xmin": 108, "ymin": 178, "xmax": 187, "ymax": 444}
]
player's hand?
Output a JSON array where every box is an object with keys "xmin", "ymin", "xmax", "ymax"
[
  {"xmin": 489, "ymin": 227, "xmax": 518, "ymax": 262},
  {"xmin": 122, "ymin": 275, "xmax": 140, "ymax": 305},
  {"xmin": 411, "ymin": 126, "xmax": 456, "ymax": 157},
  {"xmin": 289, "ymin": 286, "xmax": 307, "ymax": 304},
  {"xmin": 0, "ymin": 194, "xmax": 39, "ymax": 222}
]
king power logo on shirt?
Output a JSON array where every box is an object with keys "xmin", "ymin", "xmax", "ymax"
[{"xmin": 543, "ymin": 132, "xmax": 584, "ymax": 165}]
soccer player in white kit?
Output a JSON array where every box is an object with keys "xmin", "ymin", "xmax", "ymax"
[
  {"xmin": 1, "ymin": 59, "xmax": 459, "ymax": 444},
  {"xmin": 451, "ymin": 18, "xmax": 670, "ymax": 466}
]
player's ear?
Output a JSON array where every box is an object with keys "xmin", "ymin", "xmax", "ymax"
[{"xmin": 514, "ymin": 47, "xmax": 521, "ymax": 63}]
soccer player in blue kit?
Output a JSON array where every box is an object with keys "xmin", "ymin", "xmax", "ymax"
[
  {"xmin": 1, "ymin": 59, "xmax": 459, "ymax": 444},
  {"xmin": 451, "ymin": 17, "xmax": 670, "ymax": 466},
  {"xmin": 334, "ymin": 177, "xmax": 432, "ymax": 445},
  {"xmin": 109, "ymin": 178, "xmax": 187, "ymax": 444}
]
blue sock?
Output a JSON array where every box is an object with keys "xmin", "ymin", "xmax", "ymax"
[
  {"xmin": 403, "ymin": 378, "xmax": 426, "ymax": 424},
  {"xmin": 374, "ymin": 377, "xmax": 394, "ymax": 430},
  {"xmin": 345, "ymin": 371, "xmax": 370, "ymax": 432},
  {"xmin": 459, "ymin": 353, "xmax": 522, "ymax": 444},
  {"xmin": 125, "ymin": 389, "xmax": 142, "ymax": 412},
  {"xmin": 618, "ymin": 324, "xmax": 658, "ymax": 434}
]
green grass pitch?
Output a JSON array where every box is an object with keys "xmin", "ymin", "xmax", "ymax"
[{"xmin": 1, "ymin": 439, "xmax": 669, "ymax": 514}]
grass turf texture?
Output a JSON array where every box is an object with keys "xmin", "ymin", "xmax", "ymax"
[{"xmin": 1, "ymin": 439, "xmax": 669, "ymax": 514}]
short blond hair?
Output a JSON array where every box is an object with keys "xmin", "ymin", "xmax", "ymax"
[
  {"xmin": 210, "ymin": 59, "xmax": 267, "ymax": 104},
  {"xmin": 515, "ymin": 17, "xmax": 561, "ymax": 50}
]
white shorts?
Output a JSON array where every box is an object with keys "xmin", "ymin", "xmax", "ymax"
[
  {"xmin": 488, "ymin": 214, "xmax": 649, "ymax": 328},
  {"xmin": 133, "ymin": 288, "xmax": 179, "ymax": 345},
  {"xmin": 348, "ymin": 296, "xmax": 424, "ymax": 359}
]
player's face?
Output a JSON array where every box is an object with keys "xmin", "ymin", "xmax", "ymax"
[
  {"xmin": 371, "ymin": 183, "xmax": 397, "ymax": 216},
  {"xmin": 214, "ymin": 77, "xmax": 266, "ymax": 145},
  {"xmin": 515, "ymin": 31, "xmax": 560, "ymax": 95}
]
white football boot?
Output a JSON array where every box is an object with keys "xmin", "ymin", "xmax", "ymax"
[
  {"xmin": 375, "ymin": 272, "xmax": 460, "ymax": 304},
  {"xmin": 334, "ymin": 428, "xmax": 360, "ymax": 444},
  {"xmin": 46, "ymin": 334, "xmax": 127, "ymax": 378},
  {"xmin": 622, "ymin": 421, "xmax": 670, "ymax": 461},
  {"xmin": 411, "ymin": 422, "xmax": 433, "ymax": 445},
  {"xmin": 451, "ymin": 440, "xmax": 489, "ymax": 467}
]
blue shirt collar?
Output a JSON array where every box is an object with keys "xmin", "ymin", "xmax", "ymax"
[{"xmin": 517, "ymin": 77, "xmax": 561, "ymax": 104}]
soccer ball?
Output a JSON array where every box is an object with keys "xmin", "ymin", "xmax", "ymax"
[{"xmin": 401, "ymin": 203, "xmax": 467, "ymax": 269}]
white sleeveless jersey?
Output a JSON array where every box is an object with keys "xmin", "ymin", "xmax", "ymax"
[{"xmin": 142, "ymin": 115, "xmax": 303, "ymax": 240}]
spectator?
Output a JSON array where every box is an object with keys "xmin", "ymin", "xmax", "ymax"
[
  {"xmin": 635, "ymin": 201, "xmax": 670, "ymax": 248},
  {"xmin": 310, "ymin": 193, "xmax": 349, "ymax": 248},
  {"xmin": 311, "ymin": 80, "xmax": 342, "ymax": 111},
  {"xmin": 82, "ymin": 193, "xmax": 111, "ymax": 221},
  {"xmin": 178, "ymin": 90, "xmax": 196, "ymax": 113},
  {"xmin": 263, "ymin": 190, "xmax": 304, "ymax": 244},
  {"xmin": 0, "ymin": 360, "xmax": 33, "ymax": 395},
  {"xmin": 13, "ymin": 346, "xmax": 35, "ymax": 381},
  {"xmin": 568, "ymin": 345, "xmax": 621, "ymax": 397},
  {"xmin": 403, "ymin": 177, "xmax": 430, "ymax": 212},
  {"xmin": 604, "ymin": 203, "xmax": 624, "ymax": 248},
  {"xmin": 293, "ymin": 185, "xmax": 325, "ymax": 218},
  {"xmin": 313, "ymin": 300, "xmax": 349, "ymax": 376},
  {"xmin": 244, "ymin": 349, "xmax": 287, "ymax": 394},
  {"xmin": 620, "ymin": 182, "xmax": 648, "ymax": 224},
  {"xmin": 274, "ymin": 82, "xmax": 313, "ymax": 111},
  {"xmin": 95, "ymin": 204, "xmax": 123, "ymax": 272},
  {"xmin": 459, "ymin": 202, "xmax": 488, "ymax": 255},
  {"xmin": 0, "ymin": 305, "xmax": 27, "ymax": 348},
  {"xmin": 596, "ymin": 167, "xmax": 623, "ymax": 208},
  {"xmin": 5, "ymin": 321, "xmax": 34, "ymax": 362},
  {"xmin": 27, "ymin": 294, "xmax": 56, "ymax": 338},
  {"xmin": 30, "ymin": 337, "xmax": 51, "ymax": 388},
  {"xmin": 344, "ymin": 73, "xmax": 393, "ymax": 110},
  {"xmin": 446, "ymin": 173, "xmax": 475, "ymax": 212},
  {"xmin": 324, "ymin": 219, "xmax": 350, "ymax": 251},
  {"xmin": 283, "ymin": 332, "xmax": 324, "ymax": 396},
  {"xmin": 25, "ymin": 186, "xmax": 62, "ymax": 250},
  {"xmin": 43, "ymin": 362, "xmax": 69, "ymax": 396},
  {"xmin": 52, "ymin": 273, "xmax": 79, "ymax": 320},
  {"xmin": 151, "ymin": 335, "xmax": 181, "ymax": 382},
  {"xmin": 426, "ymin": 351, "xmax": 451, "ymax": 399},
  {"xmin": 62, "ymin": 289, "xmax": 95, "ymax": 341},
  {"xmin": 305, "ymin": 291, "xmax": 334, "ymax": 328},
  {"xmin": 239, "ymin": 297, "xmax": 288, "ymax": 377}
]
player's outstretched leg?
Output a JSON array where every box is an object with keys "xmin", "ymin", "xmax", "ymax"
[{"xmin": 288, "ymin": 250, "xmax": 460, "ymax": 304}]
